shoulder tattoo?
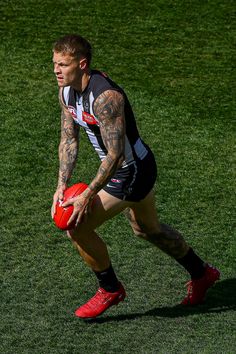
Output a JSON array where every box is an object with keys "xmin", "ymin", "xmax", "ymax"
[{"xmin": 93, "ymin": 90, "xmax": 125, "ymax": 152}]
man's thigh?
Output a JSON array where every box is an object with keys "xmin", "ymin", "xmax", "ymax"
[
  {"xmin": 76, "ymin": 189, "xmax": 134, "ymax": 233},
  {"xmin": 126, "ymin": 189, "xmax": 160, "ymax": 235}
]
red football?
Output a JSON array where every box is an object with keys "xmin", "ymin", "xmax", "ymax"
[{"xmin": 53, "ymin": 182, "xmax": 88, "ymax": 230}]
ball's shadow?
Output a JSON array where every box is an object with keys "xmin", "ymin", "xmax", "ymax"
[{"xmin": 86, "ymin": 278, "xmax": 236, "ymax": 323}]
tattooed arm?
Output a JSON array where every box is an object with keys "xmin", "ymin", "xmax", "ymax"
[
  {"xmin": 63, "ymin": 89, "xmax": 125, "ymax": 225},
  {"xmin": 87, "ymin": 89, "xmax": 125, "ymax": 195},
  {"xmin": 51, "ymin": 88, "xmax": 79, "ymax": 218},
  {"xmin": 57, "ymin": 99, "xmax": 79, "ymax": 189}
]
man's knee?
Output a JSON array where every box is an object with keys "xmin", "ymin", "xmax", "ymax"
[
  {"xmin": 132, "ymin": 226, "xmax": 148, "ymax": 239},
  {"xmin": 124, "ymin": 207, "xmax": 159, "ymax": 239},
  {"xmin": 66, "ymin": 222, "xmax": 91, "ymax": 241}
]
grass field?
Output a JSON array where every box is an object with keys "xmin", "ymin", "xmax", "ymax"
[{"xmin": 1, "ymin": 0, "xmax": 235, "ymax": 353}]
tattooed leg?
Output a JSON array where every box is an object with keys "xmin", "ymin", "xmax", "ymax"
[
  {"xmin": 124, "ymin": 202, "xmax": 189, "ymax": 259},
  {"xmin": 138, "ymin": 224, "xmax": 189, "ymax": 259}
]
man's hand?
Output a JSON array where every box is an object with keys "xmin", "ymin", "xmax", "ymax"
[
  {"xmin": 51, "ymin": 185, "xmax": 67, "ymax": 219},
  {"xmin": 62, "ymin": 192, "xmax": 94, "ymax": 227}
]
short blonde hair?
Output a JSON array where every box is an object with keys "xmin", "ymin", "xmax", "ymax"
[{"xmin": 53, "ymin": 34, "xmax": 92, "ymax": 65}]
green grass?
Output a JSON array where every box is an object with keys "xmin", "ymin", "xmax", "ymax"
[{"xmin": 1, "ymin": 0, "xmax": 235, "ymax": 353}]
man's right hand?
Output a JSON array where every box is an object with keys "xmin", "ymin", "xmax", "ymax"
[{"xmin": 51, "ymin": 185, "xmax": 67, "ymax": 219}]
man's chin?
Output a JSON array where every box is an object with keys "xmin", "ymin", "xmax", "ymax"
[{"xmin": 57, "ymin": 81, "xmax": 67, "ymax": 87}]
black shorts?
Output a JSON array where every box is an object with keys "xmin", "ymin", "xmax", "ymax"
[{"xmin": 103, "ymin": 149, "xmax": 157, "ymax": 202}]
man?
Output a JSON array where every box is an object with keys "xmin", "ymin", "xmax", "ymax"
[{"xmin": 51, "ymin": 34, "xmax": 220, "ymax": 319}]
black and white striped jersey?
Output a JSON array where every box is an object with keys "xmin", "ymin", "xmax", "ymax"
[{"xmin": 62, "ymin": 70, "xmax": 149, "ymax": 168}]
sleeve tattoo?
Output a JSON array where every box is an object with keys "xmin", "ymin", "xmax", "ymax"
[
  {"xmin": 86, "ymin": 90, "xmax": 125, "ymax": 194},
  {"xmin": 57, "ymin": 94, "xmax": 79, "ymax": 188}
]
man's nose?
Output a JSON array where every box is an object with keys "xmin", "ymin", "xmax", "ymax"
[{"xmin": 54, "ymin": 63, "xmax": 61, "ymax": 74}]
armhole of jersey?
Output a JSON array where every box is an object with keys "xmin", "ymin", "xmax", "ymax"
[
  {"xmin": 60, "ymin": 86, "xmax": 70, "ymax": 107},
  {"xmin": 92, "ymin": 88, "xmax": 123, "ymax": 116},
  {"xmin": 61, "ymin": 88, "xmax": 66, "ymax": 105}
]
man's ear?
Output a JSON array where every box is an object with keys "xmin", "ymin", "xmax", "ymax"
[{"xmin": 80, "ymin": 58, "xmax": 88, "ymax": 70}]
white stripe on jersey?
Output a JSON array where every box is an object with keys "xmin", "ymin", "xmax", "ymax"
[
  {"xmin": 89, "ymin": 91, "xmax": 95, "ymax": 116},
  {"xmin": 122, "ymin": 136, "xmax": 134, "ymax": 168},
  {"xmin": 134, "ymin": 138, "xmax": 148, "ymax": 160},
  {"xmin": 123, "ymin": 162, "xmax": 138, "ymax": 200},
  {"xmin": 63, "ymin": 86, "xmax": 70, "ymax": 105}
]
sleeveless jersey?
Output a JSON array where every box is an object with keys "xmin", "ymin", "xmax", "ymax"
[{"xmin": 62, "ymin": 70, "xmax": 148, "ymax": 168}]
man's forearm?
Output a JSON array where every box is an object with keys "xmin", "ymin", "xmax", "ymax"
[
  {"xmin": 85, "ymin": 152, "xmax": 124, "ymax": 197},
  {"xmin": 57, "ymin": 139, "xmax": 78, "ymax": 187}
]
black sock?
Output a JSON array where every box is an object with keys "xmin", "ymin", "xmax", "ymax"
[
  {"xmin": 177, "ymin": 248, "xmax": 206, "ymax": 279},
  {"xmin": 93, "ymin": 264, "xmax": 119, "ymax": 292}
]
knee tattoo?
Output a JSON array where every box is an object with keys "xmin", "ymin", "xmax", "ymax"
[
  {"xmin": 124, "ymin": 208, "xmax": 145, "ymax": 236},
  {"xmin": 123, "ymin": 208, "xmax": 134, "ymax": 222},
  {"xmin": 145, "ymin": 225, "xmax": 189, "ymax": 258}
]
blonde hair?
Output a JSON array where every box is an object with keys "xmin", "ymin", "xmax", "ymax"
[{"xmin": 53, "ymin": 34, "xmax": 92, "ymax": 65}]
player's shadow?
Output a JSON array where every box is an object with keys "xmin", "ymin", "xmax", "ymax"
[{"xmin": 87, "ymin": 278, "xmax": 236, "ymax": 323}]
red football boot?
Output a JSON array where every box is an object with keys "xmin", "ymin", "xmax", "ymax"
[
  {"xmin": 181, "ymin": 264, "xmax": 220, "ymax": 305},
  {"xmin": 75, "ymin": 282, "xmax": 126, "ymax": 319}
]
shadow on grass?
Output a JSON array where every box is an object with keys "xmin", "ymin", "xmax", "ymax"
[{"xmin": 87, "ymin": 278, "xmax": 236, "ymax": 323}]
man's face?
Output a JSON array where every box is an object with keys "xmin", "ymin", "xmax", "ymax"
[{"xmin": 53, "ymin": 51, "xmax": 82, "ymax": 87}]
